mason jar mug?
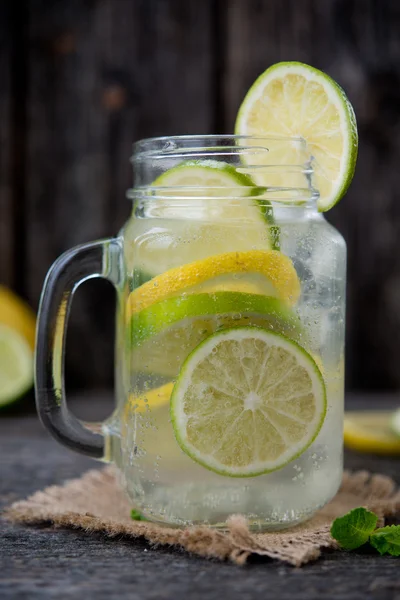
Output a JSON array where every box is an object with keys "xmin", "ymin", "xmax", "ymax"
[{"xmin": 35, "ymin": 135, "xmax": 346, "ymax": 530}]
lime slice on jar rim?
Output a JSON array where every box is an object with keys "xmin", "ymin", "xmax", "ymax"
[
  {"xmin": 235, "ymin": 61, "xmax": 358, "ymax": 212},
  {"xmin": 170, "ymin": 327, "xmax": 326, "ymax": 477}
]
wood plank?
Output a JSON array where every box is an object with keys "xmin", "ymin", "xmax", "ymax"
[
  {"xmin": 0, "ymin": 3, "xmax": 14, "ymax": 286},
  {"xmin": 223, "ymin": 0, "xmax": 400, "ymax": 390},
  {"xmin": 25, "ymin": 0, "xmax": 214, "ymax": 388}
]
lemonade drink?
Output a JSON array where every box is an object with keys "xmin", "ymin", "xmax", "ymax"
[{"xmin": 116, "ymin": 195, "xmax": 346, "ymax": 528}]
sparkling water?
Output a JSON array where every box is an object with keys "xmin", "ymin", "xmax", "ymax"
[{"xmin": 107, "ymin": 206, "xmax": 346, "ymax": 530}]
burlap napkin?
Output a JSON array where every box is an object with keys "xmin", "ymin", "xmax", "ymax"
[{"xmin": 5, "ymin": 467, "xmax": 400, "ymax": 567}]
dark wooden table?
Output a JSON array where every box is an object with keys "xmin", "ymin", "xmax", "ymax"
[{"xmin": 1, "ymin": 394, "xmax": 399, "ymax": 600}]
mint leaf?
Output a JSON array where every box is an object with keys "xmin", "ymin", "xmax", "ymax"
[
  {"xmin": 330, "ymin": 507, "xmax": 378, "ymax": 550},
  {"xmin": 130, "ymin": 509, "xmax": 147, "ymax": 521},
  {"xmin": 370, "ymin": 525, "xmax": 400, "ymax": 556}
]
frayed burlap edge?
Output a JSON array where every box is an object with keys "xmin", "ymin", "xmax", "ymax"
[{"xmin": 4, "ymin": 467, "xmax": 400, "ymax": 567}]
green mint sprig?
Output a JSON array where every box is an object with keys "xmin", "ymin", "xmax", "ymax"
[
  {"xmin": 370, "ymin": 526, "xmax": 400, "ymax": 556},
  {"xmin": 331, "ymin": 507, "xmax": 400, "ymax": 556},
  {"xmin": 330, "ymin": 507, "xmax": 378, "ymax": 550}
]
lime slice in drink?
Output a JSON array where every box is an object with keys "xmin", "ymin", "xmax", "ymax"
[
  {"xmin": 129, "ymin": 292, "xmax": 302, "ymax": 378},
  {"xmin": 127, "ymin": 249, "xmax": 300, "ymax": 315},
  {"xmin": 0, "ymin": 324, "xmax": 34, "ymax": 408},
  {"xmin": 170, "ymin": 327, "xmax": 326, "ymax": 477},
  {"xmin": 153, "ymin": 159, "xmax": 259, "ymax": 191},
  {"xmin": 125, "ymin": 160, "xmax": 277, "ymax": 278},
  {"xmin": 235, "ymin": 62, "xmax": 358, "ymax": 212}
]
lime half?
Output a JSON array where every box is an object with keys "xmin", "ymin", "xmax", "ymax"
[
  {"xmin": 235, "ymin": 61, "xmax": 358, "ymax": 212},
  {"xmin": 170, "ymin": 327, "xmax": 326, "ymax": 477},
  {"xmin": 0, "ymin": 324, "xmax": 33, "ymax": 408},
  {"xmin": 129, "ymin": 292, "xmax": 302, "ymax": 378},
  {"xmin": 125, "ymin": 160, "xmax": 276, "ymax": 278}
]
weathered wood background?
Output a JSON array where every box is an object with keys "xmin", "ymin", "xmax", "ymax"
[{"xmin": 1, "ymin": 0, "xmax": 400, "ymax": 392}]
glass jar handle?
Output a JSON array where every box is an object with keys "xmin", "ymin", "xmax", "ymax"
[{"xmin": 35, "ymin": 238, "xmax": 122, "ymax": 459}]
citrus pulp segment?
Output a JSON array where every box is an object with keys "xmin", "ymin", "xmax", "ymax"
[
  {"xmin": 235, "ymin": 61, "xmax": 358, "ymax": 211},
  {"xmin": 170, "ymin": 327, "xmax": 326, "ymax": 477},
  {"xmin": 129, "ymin": 292, "xmax": 302, "ymax": 378}
]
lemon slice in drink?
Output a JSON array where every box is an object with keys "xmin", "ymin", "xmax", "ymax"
[
  {"xmin": 235, "ymin": 62, "xmax": 358, "ymax": 212},
  {"xmin": 170, "ymin": 327, "xmax": 326, "ymax": 477},
  {"xmin": 344, "ymin": 411, "xmax": 400, "ymax": 455},
  {"xmin": 0, "ymin": 325, "xmax": 34, "ymax": 408},
  {"xmin": 129, "ymin": 292, "xmax": 302, "ymax": 378},
  {"xmin": 125, "ymin": 160, "xmax": 277, "ymax": 278},
  {"xmin": 127, "ymin": 249, "xmax": 300, "ymax": 314},
  {"xmin": 124, "ymin": 382, "xmax": 174, "ymax": 418}
]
